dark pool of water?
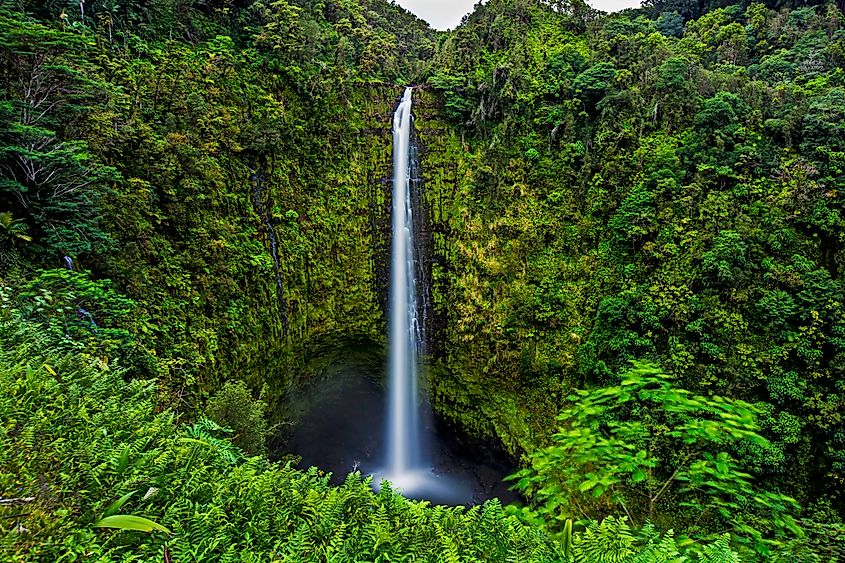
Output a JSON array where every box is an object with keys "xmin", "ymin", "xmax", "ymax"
[{"xmin": 277, "ymin": 357, "xmax": 521, "ymax": 506}]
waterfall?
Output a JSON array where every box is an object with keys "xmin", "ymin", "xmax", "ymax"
[
  {"xmin": 63, "ymin": 256, "xmax": 74, "ymax": 270},
  {"xmin": 77, "ymin": 307, "xmax": 98, "ymax": 330},
  {"xmin": 376, "ymin": 88, "xmax": 465, "ymax": 502},
  {"xmin": 386, "ymin": 87, "xmax": 425, "ymax": 479}
]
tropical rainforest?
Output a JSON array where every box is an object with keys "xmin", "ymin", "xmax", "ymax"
[{"xmin": 3, "ymin": 0, "xmax": 845, "ymax": 560}]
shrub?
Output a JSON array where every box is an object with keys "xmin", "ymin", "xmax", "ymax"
[{"xmin": 206, "ymin": 380, "xmax": 269, "ymax": 456}]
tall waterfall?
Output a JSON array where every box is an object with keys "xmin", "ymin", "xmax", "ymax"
[{"xmin": 386, "ymin": 87, "xmax": 425, "ymax": 478}]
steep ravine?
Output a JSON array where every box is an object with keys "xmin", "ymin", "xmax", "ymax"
[{"xmin": 259, "ymin": 86, "xmax": 546, "ymax": 460}]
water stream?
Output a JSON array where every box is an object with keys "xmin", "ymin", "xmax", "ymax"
[
  {"xmin": 281, "ymin": 353, "xmax": 519, "ymax": 506},
  {"xmin": 62, "ymin": 256, "xmax": 97, "ymax": 330},
  {"xmin": 377, "ymin": 87, "xmax": 473, "ymax": 500}
]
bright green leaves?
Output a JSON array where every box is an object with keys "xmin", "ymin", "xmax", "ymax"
[
  {"xmin": 607, "ymin": 184, "xmax": 657, "ymax": 250},
  {"xmin": 573, "ymin": 62, "xmax": 617, "ymax": 110},
  {"xmin": 115, "ymin": 446, "xmax": 131, "ymax": 475},
  {"xmin": 252, "ymin": 0, "xmax": 303, "ymax": 56},
  {"xmin": 0, "ymin": 211, "xmax": 31, "ymax": 243},
  {"xmin": 8, "ymin": 268, "xmax": 142, "ymax": 352},
  {"xmin": 102, "ymin": 491, "xmax": 136, "ymax": 518},
  {"xmin": 631, "ymin": 469, "xmax": 648, "ymax": 484},
  {"xmin": 206, "ymin": 381, "xmax": 269, "ymax": 456},
  {"xmin": 93, "ymin": 514, "xmax": 170, "ymax": 534},
  {"xmin": 2, "ymin": 320, "xmax": 559, "ymax": 560},
  {"xmin": 511, "ymin": 361, "xmax": 800, "ymax": 557},
  {"xmin": 701, "ymin": 230, "xmax": 748, "ymax": 287}
]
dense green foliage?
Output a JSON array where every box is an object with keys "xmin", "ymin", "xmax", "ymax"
[
  {"xmin": 4, "ymin": 0, "xmax": 845, "ymax": 559},
  {"xmin": 0, "ymin": 318, "xmax": 561, "ymax": 561},
  {"xmin": 0, "ymin": 0, "xmax": 434, "ymax": 413},
  {"xmin": 1, "ymin": 314, "xmax": 750, "ymax": 560},
  {"xmin": 420, "ymin": 0, "xmax": 845, "ymax": 526},
  {"xmin": 510, "ymin": 362, "xmax": 801, "ymax": 557},
  {"xmin": 207, "ymin": 381, "xmax": 270, "ymax": 456}
]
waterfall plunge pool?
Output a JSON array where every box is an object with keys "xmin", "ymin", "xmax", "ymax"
[{"xmin": 275, "ymin": 352, "xmax": 521, "ymax": 507}]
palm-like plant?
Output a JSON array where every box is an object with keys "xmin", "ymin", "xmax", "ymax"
[{"xmin": 0, "ymin": 212, "xmax": 32, "ymax": 245}]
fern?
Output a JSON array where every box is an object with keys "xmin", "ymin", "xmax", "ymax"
[
  {"xmin": 696, "ymin": 534, "xmax": 742, "ymax": 563},
  {"xmin": 574, "ymin": 517, "xmax": 637, "ymax": 563},
  {"xmin": 437, "ymin": 522, "xmax": 463, "ymax": 563},
  {"xmin": 185, "ymin": 417, "xmax": 243, "ymax": 466}
]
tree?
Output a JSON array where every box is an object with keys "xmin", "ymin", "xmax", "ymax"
[
  {"xmin": 573, "ymin": 62, "xmax": 617, "ymax": 110},
  {"xmin": 0, "ymin": 125, "xmax": 118, "ymax": 256},
  {"xmin": 207, "ymin": 380, "xmax": 270, "ymax": 456},
  {"xmin": 511, "ymin": 362, "xmax": 801, "ymax": 556},
  {"xmin": 701, "ymin": 230, "xmax": 749, "ymax": 287},
  {"xmin": 0, "ymin": 16, "xmax": 117, "ymax": 259},
  {"xmin": 656, "ymin": 11, "xmax": 684, "ymax": 37},
  {"xmin": 0, "ymin": 210, "xmax": 30, "ymax": 275},
  {"xmin": 801, "ymin": 88, "xmax": 845, "ymax": 155}
]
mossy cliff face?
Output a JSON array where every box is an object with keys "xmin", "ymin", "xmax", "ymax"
[
  {"xmin": 3, "ymin": 18, "xmax": 587, "ymax": 455},
  {"xmin": 25, "ymin": 35, "xmax": 569, "ymax": 452},
  {"xmin": 91, "ymin": 77, "xmax": 405, "ymax": 406},
  {"xmin": 251, "ymin": 85, "xmax": 554, "ymax": 453},
  {"xmin": 413, "ymin": 88, "xmax": 572, "ymax": 455},
  {"xmin": 252, "ymin": 85, "xmax": 551, "ymax": 453},
  {"xmin": 246, "ymin": 85, "xmax": 404, "ymax": 397}
]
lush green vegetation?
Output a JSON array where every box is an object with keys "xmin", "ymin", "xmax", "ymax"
[
  {"xmin": 4, "ymin": 0, "xmax": 845, "ymax": 560},
  {"xmin": 419, "ymin": 1, "xmax": 845, "ymax": 556},
  {"xmin": 0, "ymin": 316, "xmax": 563, "ymax": 561}
]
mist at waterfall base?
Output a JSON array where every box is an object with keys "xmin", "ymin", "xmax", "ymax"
[
  {"xmin": 281, "ymin": 355, "xmax": 520, "ymax": 506},
  {"xmin": 282, "ymin": 89, "xmax": 519, "ymax": 506}
]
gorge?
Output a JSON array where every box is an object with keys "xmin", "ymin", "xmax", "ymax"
[
  {"xmin": 282, "ymin": 87, "xmax": 516, "ymax": 505},
  {"xmin": 4, "ymin": 0, "xmax": 845, "ymax": 560}
]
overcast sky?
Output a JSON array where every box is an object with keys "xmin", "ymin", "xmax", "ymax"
[{"xmin": 395, "ymin": 0, "xmax": 642, "ymax": 30}]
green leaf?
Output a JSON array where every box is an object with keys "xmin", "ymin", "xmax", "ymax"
[
  {"xmin": 103, "ymin": 491, "xmax": 135, "ymax": 517},
  {"xmin": 562, "ymin": 518, "xmax": 573, "ymax": 559},
  {"xmin": 93, "ymin": 514, "xmax": 170, "ymax": 534},
  {"xmin": 177, "ymin": 437, "xmax": 211, "ymax": 447},
  {"xmin": 578, "ymin": 480, "xmax": 596, "ymax": 492},
  {"xmin": 117, "ymin": 446, "xmax": 130, "ymax": 474}
]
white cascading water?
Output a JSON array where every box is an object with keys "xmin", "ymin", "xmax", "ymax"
[
  {"xmin": 378, "ymin": 87, "xmax": 466, "ymax": 501},
  {"xmin": 386, "ymin": 87, "xmax": 424, "ymax": 480}
]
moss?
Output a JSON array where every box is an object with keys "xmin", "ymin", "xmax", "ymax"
[{"xmin": 413, "ymin": 88, "xmax": 560, "ymax": 456}]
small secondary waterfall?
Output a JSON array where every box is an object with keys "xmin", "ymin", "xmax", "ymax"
[
  {"xmin": 386, "ymin": 87, "xmax": 425, "ymax": 478},
  {"xmin": 249, "ymin": 166, "xmax": 288, "ymax": 330},
  {"xmin": 62, "ymin": 256, "xmax": 97, "ymax": 330}
]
